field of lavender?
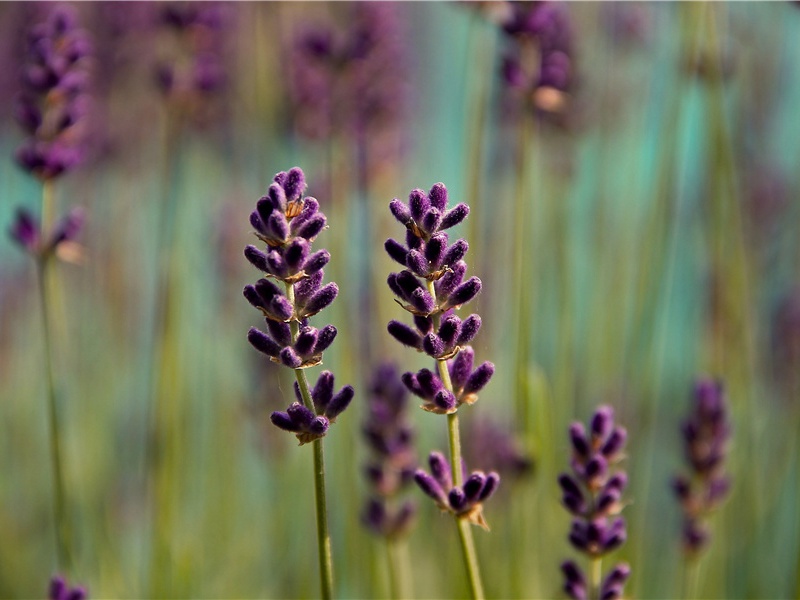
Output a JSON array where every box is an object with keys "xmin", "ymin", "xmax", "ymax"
[{"xmin": 2, "ymin": 2, "xmax": 799, "ymax": 599}]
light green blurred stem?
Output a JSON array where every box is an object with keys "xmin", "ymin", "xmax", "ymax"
[
  {"xmin": 429, "ymin": 282, "xmax": 485, "ymax": 600},
  {"xmin": 286, "ymin": 283, "xmax": 334, "ymax": 600},
  {"xmin": 38, "ymin": 179, "xmax": 71, "ymax": 573},
  {"xmin": 590, "ymin": 557, "xmax": 602, "ymax": 600},
  {"xmin": 682, "ymin": 556, "xmax": 701, "ymax": 600},
  {"xmin": 386, "ymin": 538, "xmax": 412, "ymax": 600}
]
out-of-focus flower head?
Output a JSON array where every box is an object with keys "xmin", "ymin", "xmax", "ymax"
[
  {"xmin": 500, "ymin": 1, "xmax": 574, "ymax": 116},
  {"xmin": 14, "ymin": 4, "xmax": 92, "ymax": 180}
]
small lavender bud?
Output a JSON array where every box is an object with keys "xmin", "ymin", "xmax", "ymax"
[
  {"xmin": 435, "ymin": 260, "xmax": 466, "ymax": 299},
  {"xmin": 457, "ymin": 314, "xmax": 481, "ymax": 345},
  {"xmin": 425, "ymin": 233, "xmax": 448, "ymax": 266},
  {"xmin": 271, "ymin": 411, "xmax": 301, "ymax": 432},
  {"xmin": 601, "ymin": 427, "xmax": 627, "ymax": 459},
  {"xmin": 408, "ymin": 287, "xmax": 435, "ymax": 314},
  {"xmin": 422, "ymin": 333, "xmax": 446, "ymax": 358},
  {"xmin": 479, "ymin": 472, "xmax": 500, "ymax": 501},
  {"xmin": 422, "ymin": 207, "xmax": 442, "ymax": 235},
  {"xmin": 406, "ymin": 250, "xmax": 429, "ymax": 278},
  {"xmin": 385, "ymin": 238, "xmax": 409, "ymax": 265},
  {"xmin": 314, "ymin": 324, "xmax": 337, "ymax": 354},
  {"xmin": 387, "ymin": 320, "xmax": 422, "ymax": 349},
  {"xmin": 304, "ymin": 249, "xmax": 330, "ymax": 275},
  {"xmin": 284, "ymin": 167, "xmax": 307, "ymax": 202},
  {"xmin": 569, "ymin": 423, "xmax": 590, "ymax": 457},
  {"xmin": 389, "ymin": 199, "xmax": 412, "ymax": 225},
  {"xmin": 295, "ymin": 213, "xmax": 327, "ymax": 241},
  {"xmin": 448, "ymin": 487, "xmax": 467, "ymax": 512},
  {"xmin": 463, "ymin": 472, "xmax": 487, "ymax": 502},
  {"xmin": 445, "ymin": 276, "xmax": 482, "ymax": 309},
  {"xmin": 244, "ymin": 245, "xmax": 269, "ymax": 272},
  {"xmin": 408, "ymin": 189, "xmax": 429, "ymax": 222},
  {"xmin": 9, "ymin": 209, "xmax": 40, "ymax": 252},
  {"xmin": 414, "ymin": 470, "xmax": 448, "ymax": 506},
  {"xmin": 326, "ymin": 385, "xmax": 354, "ymax": 421},
  {"xmin": 440, "ymin": 203, "xmax": 470, "ymax": 230},
  {"xmin": 463, "ymin": 361, "xmax": 495, "ymax": 395},
  {"xmin": 429, "ymin": 451, "xmax": 452, "ymax": 490},
  {"xmin": 591, "ymin": 405, "xmax": 614, "ymax": 443},
  {"xmin": 300, "ymin": 282, "xmax": 339, "ymax": 318},
  {"xmin": 247, "ymin": 327, "xmax": 281, "ymax": 357},
  {"xmin": 267, "ymin": 320, "xmax": 293, "ymax": 347},
  {"xmin": 449, "ymin": 346, "xmax": 474, "ymax": 390},
  {"xmin": 434, "ymin": 389, "xmax": 457, "ymax": 412},
  {"xmin": 295, "ymin": 327, "xmax": 318, "ymax": 356}
]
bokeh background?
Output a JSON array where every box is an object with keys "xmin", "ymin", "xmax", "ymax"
[{"xmin": 1, "ymin": 1, "xmax": 800, "ymax": 598}]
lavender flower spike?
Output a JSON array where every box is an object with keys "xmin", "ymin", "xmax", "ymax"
[
  {"xmin": 559, "ymin": 405, "xmax": 630, "ymax": 600},
  {"xmin": 673, "ymin": 378, "xmax": 731, "ymax": 555},
  {"xmin": 243, "ymin": 166, "xmax": 351, "ymax": 598},
  {"xmin": 15, "ymin": 5, "xmax": 92, "ymax": 180},
  {"xmin": 49, "ymin": 575, "xmax": 87, "ymax": 600}
]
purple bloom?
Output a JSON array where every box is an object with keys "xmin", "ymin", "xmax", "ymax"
[
  {"xmin": 49, "ymin": 575, "xmax": 87, "ymax": 600},
  {"xmin": 8, "ymin": 206, "xmax": 85, "ymax": 260},
  {"xmin": 414, "ymin": 451, "xmax": 500, "ymax": 530},
  {"xmin": 673, "ymin": 378, "xmax": 731, "ymax": 555},
  {"xmin": 559, "ymin": 405, "xmax": 630, "ymax": 599},
  {"xmin": 244, "ymin": 167, "xmax": 352, "ymax": 440},
  {"xmin": 500, "ymin": 1, "xmax": 574, "ymax": 116},
  {"xmin": 361, "ymin": 363, "xmax": 418, "ymax": 539},
  {"xmin": 14, "ymin": 5, "xmax": 92, "ymax": 180}
]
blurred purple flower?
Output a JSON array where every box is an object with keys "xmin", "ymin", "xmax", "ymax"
[
  {"xmin": 559, "ymin": 405, "xmax": 630, "ymax": 600},
  {"xmin": 49, "ymin": 575, "xmax": 87, "ymax": 600},
  {"xmin": 361, "ymin": 363, "xmax": 418, "ymax": 539},
  {"xmin": 672, "ymin": 378, "xmax": 731, "ymax": 555},
  {"xmin": 14, "ymin": 4, "xmax": 92, "ymax": 180}
]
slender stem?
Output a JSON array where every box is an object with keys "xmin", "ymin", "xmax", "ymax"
[
  {"xmin": 683, "ymin": 556, "xmax": 701, "ymax": 600},
  {"xmin": 428, "ymin": 281, "xmax": 485, "ymax": 599},
  {"xmin": 286, "ymin": 282, "xmax": 334, "ymax": 599},
  {"xmin": 38, "ymin": 179, "xmax": 71, "ymax": 573},
  {"xmin": 590, "ymin": 556, "xmax": 602, "ymax": 600},
  {"xmin": 386, "ymin": 538, "xmax": 412, "ymax": 600}
]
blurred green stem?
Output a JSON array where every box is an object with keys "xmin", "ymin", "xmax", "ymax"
[
  {"xmin": 429, "ymin": 282, "xmax": 485, "ymax": 600},
  {"xmin": 683, "ymin": 557, "xmax": 700, "ymax": 600},
  {"xmin": 386, "ymin": 538, "xmax": 412, "ymax": 600},
  {"xmin": 38, "ymin": 179, "xmax": 71, "ymax": 573},
  {"xmin": 287, "ymin": 283, "xmax": 335, "ymax": 600},
  {"xmin": 590, "ymin": 557, "xmax": 602, "ymax": 600}
]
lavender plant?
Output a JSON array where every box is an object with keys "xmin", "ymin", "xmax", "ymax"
[
  {"xmin": 49, "ymin": 575, "xmax": 87, "ymax": 600},
  {"xmin": 244, "ymin": 167, "xmax": 353, "ymax": 599},
  {"xmin": 501, "ymin": 0, "xmax": 574, "ymax": 117},
  {"xmin": 385, "ymin": 183, "xmax": 497, "ymax": 599},
  {"xmin": 8, "ymin": 4, "xmax": 91, "ymax": 574},
  {"xmin": 672, "ymin": 379, "xmax": 731, "ymax": 556},
  {"xmin": 361, "ymin": 363, "xmax": 417, "ymax": 598},
  {"xmin": 558, "ymin": 405, "xmax": 630, "ymax": 600}
]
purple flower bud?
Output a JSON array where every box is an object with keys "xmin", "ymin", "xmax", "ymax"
[
  {"xmin": 300, "ymin": 282, "xmax": 339, "ymax": 318},
  {"xmin": 244, "ymin": 245, "xmax": 269, "ymax": 272},
  {"xmin": 387, "ymin": 320, "xmax": 422, "ymax": 349},
  {"xmin": 441, "ymin": 203, "xmax": 470, "ymax": 230},
  {"xmin": 479, "ymin": 472, "xmax": 500, "ymax": 501},
  {"xmin": 303, "ymin": 249, "xmax": 330, "ymax": 275},
  {"xmin": 601, "ymin": 427, "xmax": 627, "ymax": 459},
  {"xmin": 434, "ymin": 389, "xmax": 457, "ymax": 411},
  {"xmin": 422, "ymin": 333, "xmax": 446, "ymax": 358},
  {"xmin": 449, "ymin": 346, "xmax": 474, "ymax": 390},
  {"xmin": 295, "ymin": 213, "xmax": 327, "ymax": 241},
  {"xmin": 266, "ymin": 320, "xmax": 292, "ymax": 347},
  {"xmin": 314, "ymin": 324, "xmax": 337, "ymax": 354},
  {"xmin": 406, "ymin": 250, "xmax": 429, "ymax": 277},
  {"xmin": 9, "ymin": 209, "xmax": 40, "ymax": 252},
  {"xmin": 591, "ymin": 405, "xmax": 614, "ymax": 442},
  {"xmin": 385, "ymin": 238, "xmax": 409, "ymax": 265},
  {"xmin": 435, "ymin": 260, "xmax": 466, "ymax": 299},
  {"xmin": 445, "ymin": 276, "xmax": 482, "ymax": 309},
  {"xmin": 271, "ymin": 410, "xmax": 301, "ymax": 432},
  {"xmin": 463, "ymin": 362, "xmax": 495, "ymax": 395},
  {"xmin": 429, "ymin": 183, "xmax": 448, "ymax": 211},
  {"xmin": 429, "ymin": 451, "xmax": 452, "ymax": 490},
  {"xmin": 425, "ymin": 233, "xmax": 448, "ymax": 266},
  {"xmin": 284, "ymin": 238, "xmax": 310, "ymax": 271},
  {"xmin": 284, "ymin": 167, "xmax": 307, "ymax": 202},
  {"xmin": 448, "ymin": 487, "xmax": 467, "ymax": 512},
  {"xmin": 457, "ymin": 315, "xmax": 481, "ymax": 346},
  {"xmin": 389, "ymin": 199, "xmax": 412, "ymax": 225},
  {"xmin": 266, "ymin": 250, "xmax": 288, "ymax": 278},
  {"xmin": 414, "ymin": 470, "xmax": 448, "ymax": 506},
  {"xmin": 279, "ymin": 347, "xmax": 303, "ymax": 369},
  {"xmin": 408, "ymin": 287, "xmax": 435, "ymax": 314},
  {"xmin": 295, "ymin": 327, "xmax": 318, "ymax": 357},
  {"xmin": 463, "ymin": 472, "xmax": 487, "ymax": 502},
  {"xmin": 247, "ymin": 327, "xmax": 281, "ymax": 357},
  {"xmin": 326, "ymin": 385, "xmax": 354, "ymax": 421},
  {"xmin": 421, "ymin": 207, "xmax": 442, "ymax": 235},
  {"xmin": 569, "ymin": 423, "xmax": 590, "ymax": 457},
  {"xmin": 267, "ymin": 182, "xmax": 287, "ymax": 212},
  {"xmin": 408, "ymin": 189, "xmax": 429, "ymax": 222}
]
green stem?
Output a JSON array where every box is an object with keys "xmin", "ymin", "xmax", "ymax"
[
  {"xmin": 38, "ymin": 179, "xmax": 71, "ymax": 573},
  {"xmin": 683, "ymin": 556, "xmax": 701, "ymax": 600},
  {"xmin": 286, "ymin": 283, "xmax": 334, "ymax": 599},
  {"xmin": 429, "ymin": 282, "xmax": 485, "ymax": 600},
  {"xmin": 590, "ymin": 556, "xmax": 602, "ymax": 600},
  {"xmin": 386, "ymin": 538, "xmax": 412, "ymax": 600}
]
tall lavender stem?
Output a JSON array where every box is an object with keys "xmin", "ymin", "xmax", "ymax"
[
  {"xmin": 38, "ymin": 180, "xmax": 70, "ymax": 572},
  {"xmin": 386, "ymin": 184, "xmax": 499, "ymax": 599},
  {"xmin": 244, "ymin": 168, "xmax": 353, "ymax": 599}
]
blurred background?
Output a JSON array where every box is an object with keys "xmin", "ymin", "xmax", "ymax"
[{"xmin": 1, "ymin": 1, "xmax": 799, "ymax": 598}]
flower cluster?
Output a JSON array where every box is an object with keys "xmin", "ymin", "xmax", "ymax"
[
  {"xmin": 385, "ymin": 184, "xmax": 493, "ymax": 414},
  {"xmin": 49, "ymin": 575, "xmax": 87, "ymax": 600},
  {"xmin": 288, "ymin": 3, "xmax": 408, "ymax": 151},
  {"xmin": 414, "ymin": 451, "xmax": 499, "ymax": 530},
  {"xmin": 672, "ymin": 379, "xmax": 731, "ymax": 554},
  {"xmin": 361, "ymin": 363, "xmax": 417, "ymax": 539},
  {"xmin": 558, "ymin": 405, "xmax": 630, "ymax": 600},
  {"xmin": 154, "ymin": 2, "xmax": 227, "ymax": 117},
  {"xmin": 501, "ymin": 1, "xmax": 574, "ymax": 115},
  {"xmin": 244, "ymin": 167, "xmax": 352, "ymax": 444},
  {"xmin": 9, "ymin": 206, "xmax": 84, "ymax": 261},
  {"xmin": 15, "ymin": 5, "xmax": 92, "ymax": 180}
]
